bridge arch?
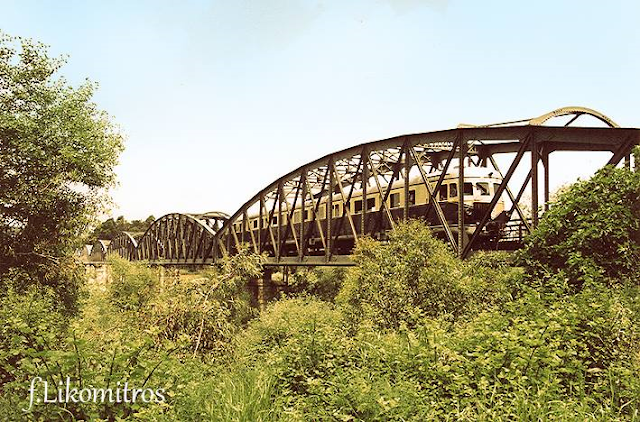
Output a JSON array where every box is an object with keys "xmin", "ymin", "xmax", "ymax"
[
  {"xmin": 458, "ymin": 106, "xmax": 620, "ymax": 129},
  {"xmin": 209, "ymin": 107, "xmax": 638, "ymax": 265},
  {"xmin": 89, "ymin": 239, "xmax": 110, "ymax": 262},
  {"xmin": 107, "ymin": 231, "xmax": 139, "ymax": 260},
  {"xmin": 136, "ymin": 212, "xmax": 229, "ymax": 263},
  {"xmin": 529, "ymin": 106, "xmax": 619, "ymax": 128}
]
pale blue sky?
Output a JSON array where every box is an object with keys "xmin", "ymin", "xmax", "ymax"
[{"xmin": 2, "ymin": 0, "xmax": 639, "ymax": 219}]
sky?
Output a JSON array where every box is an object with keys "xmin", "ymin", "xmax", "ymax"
[{"xmin": 2, "ymin": 0, "xmax": 639, "ymax": 220}]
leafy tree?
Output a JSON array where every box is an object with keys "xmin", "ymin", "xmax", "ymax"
[
  {"xmin": 90, "ymin": 217, "xmax": 119, "ymax": 240},
  {"xmin": 519, "ymin": 165, "xmax": 640, "ymax": 288},
  {"xmin": 88, "ymin": 214, "xmax": 155, "ymax": 242},
  {"xmin": 0, "ymin": 33, "xmax": 123, "ymax": 306}
]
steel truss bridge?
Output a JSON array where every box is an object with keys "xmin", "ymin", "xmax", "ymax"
[{"xmin": 87, "ymin": 107, "xmax": 639, "ymax": 267}]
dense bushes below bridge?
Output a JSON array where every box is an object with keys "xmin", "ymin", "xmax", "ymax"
[{"xmin": 1, "ymin": 164, "xmax": 640, "ymax": 420}]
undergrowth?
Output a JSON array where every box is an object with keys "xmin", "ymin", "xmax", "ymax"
[{"xmin": 2, "ymin": 166, "xmax": 639, "ymax": 420}]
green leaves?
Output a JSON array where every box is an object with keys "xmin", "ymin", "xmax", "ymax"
[
  {"xmin": 519, "ymin": 166, "xmax": 640, "ymax": 289},
  {"xmin": 0, "ymin": 32, "xmax": 124, "ymax": 301},
  {"xmin": 338, "ymin": 220, "xmax": 514, "ymax": 330}
]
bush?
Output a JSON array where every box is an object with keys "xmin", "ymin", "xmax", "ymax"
[
  {"xmin": 108, "ymin": 256, "xmax": 159, "ymax": 311},
  {"xmin": 0, "ymin": 285, "xmax": 68, "ymax": 393},
  {"xmin": 0, "ymin": 257, "xmax": 85, "ymax": 315},
  {"xmin": 519, "ymin": 166, "xmax": 640, "ymax": 289},
  {"xmin": 286, "ymin": 267, "xmax": 346, "ymax": 302},
  {"xmin": 338, "ymin": 220, "xmax": 509, "ymax": 330},
  {"xmin": 236, "ymin": 297, "xmax": 345, "ymax": 360},
  {"xmin": 108, "ymin": 248, "xmax": 263, "ymax": 359}
]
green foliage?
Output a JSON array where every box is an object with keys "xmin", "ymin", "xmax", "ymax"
[
  {"xmin": 338, "ymin": 220, "xmax": 509, "ymax": 330},
  {"xmin": 519, "ymin": 166, "xmax": 640, "ymax": 289},
  {"xmin": 89, "ymin": 215, "xmax": 155, "ymax": 242},
  {"xmin": 0, "ymin": 260, "xmax": 212, "ymax": 421},
  {"xmin": 170, "ymin": 286, "xmax": 640, "ymax": 421},
  {"xmin": 452, "ymin": 287, "xmax": 640, "ymax": 412},
  {"xmin": 0, "ymin": 32, "xmax": 123, "ymax": 309},
  {"xmin": 0, "ymin": 285, "xmax": 68, "ymax": 392},
  {"xmin": 236, "ymin": 297, "xmax": 345, "ymax": 360},
  {"xmin": 148, "ymin": 252, "xmax": 261, "ymax": 358},
  {"xmin": 169, "ymin": 368, "xmax": 279, "ymax": 422},
  {"xmin": 108, "ymin": 247, "xmax": 263, "ymax": 358},
  {"xmin": 0, "ymin": 256, "xmax": 86, "ymax": 314},
  {"xmin": 161, "ymin": 217, "xmax": 640, "ymax": 421},
  {"xmin": 2, "ymin": 332, "xmax": 185, "ymax": 421},
  {"xmin": 287, "ymin": 267, "xmax": 346, "ymax": 302},
  {"xmin": 466, "ymin": 250, "xmax": 515, "ymax": 269},
  {"xmin": 108, "ymin": 256, "xmax": 159, "ymax": 312}
]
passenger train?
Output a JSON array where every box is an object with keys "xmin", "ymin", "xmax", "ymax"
[{"xmin": 231, "ymin": 166, "xmax": 508, "ymax": 255}]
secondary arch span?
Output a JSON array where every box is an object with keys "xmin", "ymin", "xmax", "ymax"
[
  {"xmin": 107, "ymin": 231, "xmax": 139, "ymax": 260},
  {"xmin": 136, "ymin": 212, "xmax": 229, "ymax": 263}
]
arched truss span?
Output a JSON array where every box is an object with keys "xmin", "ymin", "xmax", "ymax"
[
  {"xmin": 107, "ymin": 232, "xmax": 139, "ymax": 260},
  {"xmin": 209, "ymin": 107, "xmax": 638, "ymax": 266},
  {"xmin": 529, "ymin": 107, "xmax": 619, "ymax": 128},
  {"xmin": 89, "ymin": 239, "xmax": 110, "ymax": 262},
  {"xmin": 458, "ymin": 106, "xmax": 620, "ymax": 129},
  {"xmin": 136, "ymin": 212, "xmax": 229, "ymax": 263}
]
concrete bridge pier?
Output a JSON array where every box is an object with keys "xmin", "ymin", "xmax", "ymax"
[{"xmin": 250, "ymin": 268, "xmax": 278, "ymax": 311}]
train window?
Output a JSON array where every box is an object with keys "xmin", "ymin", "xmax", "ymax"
[
  {"xmin": 252, "ymin": 219, "xmax": 258, "ymax": 229},
  {"xmin": 439, "ymin": 184, "xmax": 448, "ymax": 200},
  {"xmin": 408, "ymin": 189, "xmax": 416, "ymax": 205},
  {"xmin": 366, "ymin": 197, "xmax": 376, "ymax": 211},
  {"xmin": 305, "ymin": 209, "xmax": 312, "ymax": 221},
  {"xmin": 332, "ymin": 203, "xmax": 341, "ymax": 217},
  {"xmin": 354, "ymin": 199, "xmax": 363, "ymax": 212},
  {"xmin": 477, "ymin": 182, "xmax": 490, "ymax": 196},
  {"xmin": 390, "ymin": 192, "xmax": 400, "ymax": 208},
  {"xmin": 271, "ymin": 215, "xmax": 278, "ymax": 226},
  {"xmin": 464, "ymin": 182, "xmax": 473, "ymax": 196},
  {"xmin": 450, "ymin": 183, "xmax": 458, "ymax": 198},
  {"xmin": 494, "ymin": 183, "xmax": 501, "ymax": 195}
]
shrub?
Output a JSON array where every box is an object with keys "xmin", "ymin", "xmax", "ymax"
[
  {"xmin": 0, "ymin": 258, "xmax": 85, "ymax": 316},
  {"xmin": 108, "ymin": 247, "xmax": 264, "ymax": 359},
  {"xmin": 519, "ymin": 166, "xmax": 640, "ymax": 289},
  {"xmin": 108, "ymin": 256, "xmax": 159, "ymax": 311},
  {"xmin": 236, "ymin": 297, "xmax": 345, "ymax": 360},
  {"xmin": 338, "ymin": 220, "xmax": 509, "ymax": 330},
  {"xmin": 447, "ymin": 286, "xmax": 640, "ymax": 417},
  {"xmin": 0, "ymin": 285, "xmax": 68, "ymax": 392},
  {"xmin": 163, "ymin": 285, "xmax": 640, "ymax": 421},
  {"xmin": 286, "ymin": 267, "xmax": 346, "ymax": 302}
]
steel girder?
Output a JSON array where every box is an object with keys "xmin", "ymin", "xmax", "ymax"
[
  {"xmin": 208, "ymin": 107, "xmax": 639, "ymax": 266},
  {"xmin": 89, "ymin": 239, "xmax": 110, "ymax": 262},
  {"xmin": 82, "ymin": 108, "xmax": 639, "ymax": 266},
  {"xmin": 135, "ymin": 212, "xmax": 229, "ymax": 264},
  {"xmin": 107, "ymin": 231, "xmax": 139, "ymax": 260}
]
